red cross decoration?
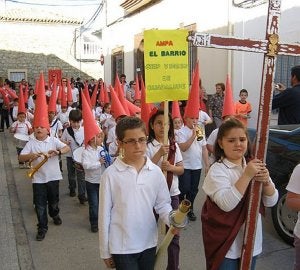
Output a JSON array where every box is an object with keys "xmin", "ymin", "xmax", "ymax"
[{"xmin": 188, "ymin": 0, "xmax": 300, "ymax": 269}]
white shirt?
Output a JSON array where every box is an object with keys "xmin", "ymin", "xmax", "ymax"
[
  {"xmin": 21, "ymin": 136, "xmax": 66, "ymax": 184},
  {"xmin": 146, "ymin": 139, "xmax": 182, "ymax": 196},
  {"xmin": 11, "ymin": 120, "xmax": 31, "ymax": 135},
  {"xmin": 12, "ymin": 106, "xmax": 18, "ymax": 120},
  {"xmin": 57, "ymin": 107, "xmax": 73, "ymax": 126},
  {"xmin": 198, "ymin": 110, "xmax": 212, "ymax": 129},
  {"xmin": 100, "ymin": 113, "xmax": 112, "ymax": 125},
  {"xmin": 61, "ymin": 126, "xmax": 84, "ymax": 157},
  {"xmin": 27, "ymin": 96, "xmax": 35, "ymax": 111},
  {"xmin": 101, "ymin": 114, "xmax": 114, "ymax": 130},
  {"xmin": 176, "ymin": 125, "xmax": 207, "ymax": 169},
  {"xmin": 95, "ymin": 106, "xmax": 103, "ymax": 120},
  {"xmin": 286, "ymin": 164, "xmax": 300, "ymax": 238},
  {"xmin": 71, "ymin": 87, "xmax": 79, "ymax": 102},
  {"xmin": 108, "ymin": 141, "xmax": 118, "ymax": 158},
  {"xmin": 82, "ymin": 145, "xmax": 105, "ymax": 184},
  {"xmin": 50, "ymin": 118, "xmax": 63, "ymax": 138},
  {"xmin": 106, "ymin": 126, "xmax": 116, "ymax": 145},
  {"xmin": 203, "ymin": 158, "xmax": 278, "ymax": 259},
  {"xmin": 11, "ymin": 120, "xmax": 32, "ymax": 148},
  {"xmin": 99, "ymin": 157, "xmax": 172, "ymax": 259},
  {"xmin": 207, "ymin": 128, "xmax": 219, "ymax": 164}
]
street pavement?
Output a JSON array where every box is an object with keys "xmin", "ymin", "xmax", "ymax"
[{"xmin": 0, "ymin": 129, "xmax": 295, "ymax": 270}]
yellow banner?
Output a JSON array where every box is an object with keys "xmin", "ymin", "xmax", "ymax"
[{"xmin": 144, "ymin": 29, "xmax": 189, "ymax": 103}]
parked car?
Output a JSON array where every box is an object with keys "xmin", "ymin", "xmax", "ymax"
[{"xmin": 249, "ymin": 125, "xmax": 300, "ymax": 246}]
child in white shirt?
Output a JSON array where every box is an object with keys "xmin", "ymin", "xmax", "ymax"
[
  {"xmin": 82, "ymin": 131, "xmax": 109, "ymax": 233},
  {"xmin": 10, "ymin": 112, "xmax": 32, "ymax": 168}
]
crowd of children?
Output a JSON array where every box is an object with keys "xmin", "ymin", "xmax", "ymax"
[{"xmin": 1, "ymin": 70, "xmax": 280, "ymax": 270}]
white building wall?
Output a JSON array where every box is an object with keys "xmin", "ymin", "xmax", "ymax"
[{"xmin": 100, "ymin": 0, "xmax": 300, "ymax": 128}]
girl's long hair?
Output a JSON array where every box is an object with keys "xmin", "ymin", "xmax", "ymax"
[
  {"xmin": 147, "ymin": 109, "xmax": 175, "ymax": 144},
  {"xmin": 214, "ymin": 117, "xmax": 252, "ymax": 162}
]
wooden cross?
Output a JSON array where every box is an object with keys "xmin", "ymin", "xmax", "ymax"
[{"xmin": 188, "ymin": 0, "xmax": 300, "ymax": 269}]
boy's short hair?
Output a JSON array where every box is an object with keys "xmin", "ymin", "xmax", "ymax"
[
  {"xmin": 239, "ymin": 89, "xmax": 248, "ymax": 95},
  {"xmin": 116, "ymin": 116, "xmax": 146, "ymax": 141},
  {"xmin": 69, "ymin": 109, "xmax": 82, "ymax": 122},
  {"xmin": 17, "ymin": 112, "xmax": 25, "ymax": 116}
]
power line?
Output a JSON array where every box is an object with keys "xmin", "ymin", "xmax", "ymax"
[{"xmin": 6, "ymin": 0, "xmax": 99, "ymax": 7}]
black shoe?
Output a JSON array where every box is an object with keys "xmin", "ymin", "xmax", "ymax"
[
  {"xmin": 91, "ymin": 225, "xmax": 98, "ymax": 233},
  {"xmin": 36, "ymin": 229, "xmax": 46, "ymax": 241},
  {"xmin": 78, "ymin": 196, "xmax": 88, "ymax": 204},
  {"xmin": 188, "ymin": 211, "xmax": 197, "ymax": 221},
  {"xmin": 53, "ymin": 215, "xmax": 62, "ymax": 225},
  {"xmin": 69, "ymin": 190, "xmax": 76, "ymax": 197},
  {"xmin": 0, "ymin": 129, "xmax": 4, "ymax": 132}
]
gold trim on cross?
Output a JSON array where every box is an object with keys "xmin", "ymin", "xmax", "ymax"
[{"xmin": 267, "ymin": 34, "xmax": 279, "ymax": 57}]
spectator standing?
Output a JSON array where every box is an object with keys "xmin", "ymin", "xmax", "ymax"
[
  {"xmin": 234, "ymin": 89, "xmax": 252, "ymax": 127},
  {"xmin": 208, "ymin": 82, "xmax": 225, "ymax": 128},
  {"xmin": 272, "ymin": 65, "xmax": 300, "ymax": 125}
]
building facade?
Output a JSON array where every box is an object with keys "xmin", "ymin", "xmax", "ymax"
[{"xmin": 96, "ymin": 0, "xmax": 300, "ymax": 127}]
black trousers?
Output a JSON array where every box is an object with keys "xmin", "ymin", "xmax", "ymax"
[
  {"xmin": 0, "ymin": 107, "xmax": 10, "ymax": 129},
  {"xmin": 32, "ymin": 181, "xmax": 60, "ymax": 231}
]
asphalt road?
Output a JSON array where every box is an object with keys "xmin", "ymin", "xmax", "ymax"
[{"xmin": 0, "ymin": 130, "xmax": 295, "ymax": 270}]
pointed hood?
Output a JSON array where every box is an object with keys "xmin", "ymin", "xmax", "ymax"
[
  {"xmin": 184, "ymin": 61, "xmax": 200, "ymax": 118},
  {"xmin": 48, "ymin": 87, "xmax": 57, "ymax": 113},
  {"xmin": 103, "ymin": 83, "xmax": 110, "ymax": 103},
  {"xmin": 172, "ymin": 100, "xmax": 181, "ymax": 120},
  {"xmin": 33, "ymin": 73, "xmax": 50, "ymax": 130},
  {"xmin": 83, "ymin": 83, "xmax": 92, "ymax": 108},
  {"xmin": 110, "ymin": 86, "xmax": 127, "ymax": 119},
  {"xmin": 23, "ymin": 84, "xmax": 29, "ymax": 104},
  {"xmin": 34, "ymin": 79, "xmax": 39, "ymax": 95},
  {"xmin": 134, "ymin": 74, "xmax": 141, "ymax": 100},
  {"xmin": 18, "ymin": 84, "xmax": 26, "ymax": 114},
  {"xmin": 81, "ymin": 91, "xmax": 101, "ymax": 146},
  {"xmin": 125, "ymin": 99, "xmax": 141, "ymax": 116},
  {"xmin": 140, "ymin": 76, "xmax": 152, "ymax": 130},
  {"xmin": 222, "ymin": 74, "xmax": 235, "ymax": 118},
  {"xmin": 90, "ymin": 80, "xmax": 99, "ymax": 108}
]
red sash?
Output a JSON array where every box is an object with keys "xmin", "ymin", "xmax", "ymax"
[
  {"xmin": 201, "ymin": 186, "xmax": 264, "ymax": 270},
  {"xmin": 166, "ymin": 139, "xmax": 176, "ymax": 190}
]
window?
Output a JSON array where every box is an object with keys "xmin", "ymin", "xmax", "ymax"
[
  {"xmin": 274, "ymin": 55, "xmax": 300, "ymax": 87},
  {"xmin": 8, "ymin": 69, "xmax": 27, "ymax": 82},
  {"xmin": 111, "ymin": 48, "xmax": 124, "ymax": 83}
]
